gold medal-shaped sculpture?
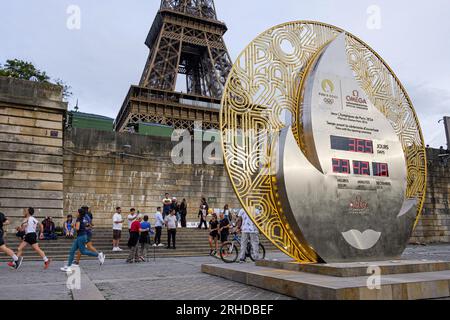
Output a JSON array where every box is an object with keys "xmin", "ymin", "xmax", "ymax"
[{"xmin": 220, "ymin": 21, "xmax": 426, "ymax": 263}]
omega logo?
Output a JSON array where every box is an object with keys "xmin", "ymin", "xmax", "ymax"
[{"xmin": 346, "ymin": 90, "xmax": 367, "ymax": 105}]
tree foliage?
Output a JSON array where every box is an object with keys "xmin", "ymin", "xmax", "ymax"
[{"xmin": 0, "ymin": 59, "xmax": 72, "ymax": 100}]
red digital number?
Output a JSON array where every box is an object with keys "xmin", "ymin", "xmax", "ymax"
[
  {"xmin": 332, "ymin": 158, "xmax": 350, "ymax": 174},
  {"xmin": 353, "ymin": 161, "xmax": 370, "ymax": 176},
  {"xmin": 365, "ymin": 140, "xmax": 373, "ymax": 154},
  {"xmin": 373, "ymin": 162, "xmax": 389, "ymax": 177}
]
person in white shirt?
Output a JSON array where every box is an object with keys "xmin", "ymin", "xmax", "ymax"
[
  {"xmin": 153, "ymin": 207, "xmax": 164, "ymax": 247},
  {"xmin": 237, "ymin": 208, "xmax": 260, "ymax": 263},
  {"xmin": 127, "ymin": 208, "xmax": 138, "ymax": 232},
  {"xmin": 16, "ymin": 207, "xmax": 51, "ymax": 269},
  {"xmin": 164, "ymin": 209, "xmax": 178, "ymax": 249},
  {"xmin": 112, "ymin": 207, "xmax": 124, "ymax": 252}
]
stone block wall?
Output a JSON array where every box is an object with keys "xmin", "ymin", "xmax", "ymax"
[
  {"xmin": 63, "ymin": 128, "xmax": 241, "ymax": 227},
  {"xmin": 0, "ymin": 77, "xmax": 67, "ymax": 229},
  {"xmin": 411, "ymin": 148, "xmax": 450, "ymax": 243}
]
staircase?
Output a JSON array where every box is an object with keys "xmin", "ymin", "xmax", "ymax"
[{"xmin": 0, "ymin": 228, "xmax": 276, "ymax": 262}]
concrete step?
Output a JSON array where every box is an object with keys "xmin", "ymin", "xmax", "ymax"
[
  {"xmin": 202, "ymin": 260, "xmax": 450, "ymax": 300},
  {"xmin": 0, "ymin": 228, "xmax": 276, "ymax": 261}
]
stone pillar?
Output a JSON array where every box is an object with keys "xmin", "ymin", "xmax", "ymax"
[{"xmin": 0, "ymin": 76, "xmax": 67, "ymax": 231}]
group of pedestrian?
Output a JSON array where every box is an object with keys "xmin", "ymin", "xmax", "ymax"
[
  {"xmin": 111, "ymin": 202, "xmax": 182, "ymax": 263},
  {"xmin": 207, "ymin": 206, "xmax": 261, "ymax": 263},
  {"xmin": 162, "ymin": 193, "xmax": 188, "ymax": 227}
]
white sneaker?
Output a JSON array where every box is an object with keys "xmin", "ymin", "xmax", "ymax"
[
  {"xmin": 152, "ymin": 244, "xmax": 157, "ymax": 247},
  {"xmin": 60, "ymin": 266, "xmax": 72, "ymax": 273},
  {"xmin": 98, "ymin": 252, "xmax": 105, "ymax": 265},
  {"xmin": 158, "ymin": 243, "xmax": 164, "ymax": 247},
  {"xmin": 117, "ymin": 247, "xmax": 123, "ymax": 251}
]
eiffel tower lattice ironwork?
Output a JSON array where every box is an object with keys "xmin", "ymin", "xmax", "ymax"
[{"xmin": 115, "ymin": 0, "xmax": 232, "ymax": 132}]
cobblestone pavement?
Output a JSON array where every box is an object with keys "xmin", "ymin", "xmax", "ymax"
[{"xmin": 0, "ymin": 244, "xmax": 449, "ymax": 300}]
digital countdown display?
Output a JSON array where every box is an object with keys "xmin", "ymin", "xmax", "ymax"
[
  {"xmin": 330, "ymin": 136, "xmax": 373, "ymax": 154},
  {"xmin": 332, "ymin": 158, "xmax": 389, "ymax": 177}
]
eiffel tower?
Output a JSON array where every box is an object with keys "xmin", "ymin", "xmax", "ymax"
[{"xmin": 115, "ymin": 0, "xmax": 232, "ymax": 132}]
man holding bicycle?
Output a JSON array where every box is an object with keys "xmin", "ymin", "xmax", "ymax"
[{"xmin": 236, "ymin": 208, "xmax": 260, "ymax": 263}]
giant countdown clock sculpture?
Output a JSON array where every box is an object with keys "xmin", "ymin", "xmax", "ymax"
[{"xmin": 220, "ymin": 22, "xmax": 426, "ymax": 263}]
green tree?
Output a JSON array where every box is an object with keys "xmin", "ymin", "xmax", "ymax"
[{"xmin": 0, "ymin": 59, "xmax": 72, "ymax": 100}]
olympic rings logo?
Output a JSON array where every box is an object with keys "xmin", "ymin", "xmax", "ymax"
[{"xmin": 323, "ymin": 98, "xmax": 334, "ymax": 105}]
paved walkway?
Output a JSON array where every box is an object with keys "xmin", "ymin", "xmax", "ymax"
[{"xmin": 0, "ymin": 244, "xmax": 449, "ymax": 300}]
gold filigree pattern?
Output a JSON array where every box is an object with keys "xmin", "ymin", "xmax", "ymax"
[{"xmin": 220, "ymin": 21, "xmax": 426, "ymax": 263}]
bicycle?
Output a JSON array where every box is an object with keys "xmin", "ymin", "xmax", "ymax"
[{"xmin": 219, "ymin": 233, "xmax": 265, "ymax": 263}]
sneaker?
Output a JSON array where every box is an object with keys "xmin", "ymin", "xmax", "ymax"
[
  {"xmin": 117, "ymin": 247, "xmax": 123, "ymax": 252},
  {"xmin": 15, "ymin": 257, "xmax": 23, "ymax": 270},
  {"xmin": 112, "ymin": 247, "xmax": 119, "ymax": 252},
  {"xmin": 158, "ymin": 243, "xmax": 164, "ymax": 247},
  {"xmin": 152, "ymin": 244, "xmax": 157, "ymax": 247},
  {"xmin": 60, "ymin": 266, "xmax": 72, "ymax": 273},
  {"xmin": 7, "ymin": 262, "xmax": 15, "ymax": 269},
  {"xmin": 44, "ymin": 259, "xmax": 51, "ymax": 270},
  {"xmin": 239, "ymin": 259, "xmax": 245, "ymax": 264},
  {"xmin": 98, "ymin": 252, "xmax": 105, "ymax": 265}
]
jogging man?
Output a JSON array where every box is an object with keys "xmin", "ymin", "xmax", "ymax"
[
  {"xmin": 61, "ymin": 209, "xmax": 105, "ymax": 272},
  {"xmin": 74, "ymin": 206, "xmax": 98, "ymax": 265},
  {"xmin": 1, "ymin": 207, "xmax": 23, "ymax": 270},
  {"xmin": 15, "ymin": 207, "xmax": 51, "ymax": 269}
]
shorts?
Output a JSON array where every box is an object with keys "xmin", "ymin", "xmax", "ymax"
[
  {"xmin": 0, "ymin": 230, "xmax": 4, "ymax": 246},
  {"xmin": 220, "ymin": 232, "xmax": 229, "ymax": 243},
  {"xmin": 113, "ymin": 230, "xmax": 121, "ymax": 240},
  {"xmin": 24, "ymin": 233, "xmax": 37, "ymax": 245},
  {"xmin": 209, "ymin": 231, "xmax": 218, "ymax": 239}
]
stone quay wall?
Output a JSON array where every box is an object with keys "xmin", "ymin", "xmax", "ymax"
[
  {"xmin": 0, "ymin": 77, "xmax": 67, "ymax": 230},
  {"xmin": 1, "ymin": 76, "xmax": 449, "ymax": 244},
  {"xmin": 410, "ymin": 148, "xmax": 450, "ymax": 244},
  {"xmin": 63, "ymin": 128, "xmax": 241, "ymax": 227}
]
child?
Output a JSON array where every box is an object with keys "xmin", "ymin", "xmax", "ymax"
[
  {"xmin": 127, "ymin": 214, "xmax": 142, "ymax": 263},
  {"xmin": 14, "ymin": 208, "xmax": 51, "ymax": 270}
]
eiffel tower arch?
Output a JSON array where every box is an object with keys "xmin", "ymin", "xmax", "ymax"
[{"xmin": 115, "ymin": 0, "xmax": 232, "ymax": 133}]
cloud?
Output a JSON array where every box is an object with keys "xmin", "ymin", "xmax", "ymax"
[{"xmin": 406, "ymin": 82, "xmax": 450, "ymax": 148}]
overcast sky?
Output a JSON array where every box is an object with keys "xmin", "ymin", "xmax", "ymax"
[{"xmin": 1, "ymin": 0, "xmax": 449, "ymax": 147}]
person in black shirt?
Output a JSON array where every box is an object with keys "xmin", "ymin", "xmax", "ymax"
[
  {"xmin": 0, "ymin": 209, "xmax": 23, "ymax": 269},
  {"xmin": 218, "ymin": 212, "xmax": 230, "ymax": 244},
  {"xmin": 179, "ymin": 199, "xmax": 188, "ymax": 228},
  {"xmin": 208, "ymin": 214, "xmax": 219, "ymax": 255}
]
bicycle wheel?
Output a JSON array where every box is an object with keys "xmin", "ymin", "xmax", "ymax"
[
  {"xmin": 249, "ymin": 244, "xmax": 266, "ymax": 262},
  {"xmin": 220, "ymin": 242, "xmax": 239, "ymax": 263}
]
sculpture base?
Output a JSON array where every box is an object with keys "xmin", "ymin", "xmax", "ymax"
[{"xmin": 201, "ymin": 259, "xmax": 450, "ymax": 300}]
